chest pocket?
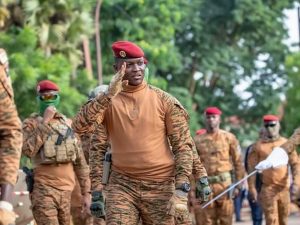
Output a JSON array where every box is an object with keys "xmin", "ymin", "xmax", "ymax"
[{"xmin": 41, "ymin": 121, "xmax": 78, "ymax": 164}]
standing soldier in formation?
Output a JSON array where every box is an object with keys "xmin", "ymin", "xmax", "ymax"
[
  {"xmin": 22, "ymin": 80, "xmax": 90, "ymax": 225},
  {"xmin": 73, "ymin": 41, "xmax": 210, "ymax": 224},
  {"xmin": 248, "ymin": 115, "xmax": 300, "ymax": 225},
  {"xmin": 0, "ymin": 48, "xmax": 23, "ymax": 225},
  {"xmin": 71, "ymin": 85, "xmax": 108, "ymax": 225},
  {"xmin": 194, "ymin": 107, "xmax": 245, "ymax": 225}
]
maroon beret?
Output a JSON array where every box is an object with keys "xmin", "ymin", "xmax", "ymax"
[
  {"xmin": 37, "ymin": 80, "xmax": 59, "ymax": 93},
  {"xmin": 196, "ymin": 129, "xmax": 207, "ymax": 135},
  {"xmin": 112, "ymin": 41, "xmax": 145, "ymax": 59},
  {"xmin": 204, "ymin": 107, "xmax": 222, "ymax": 115},
  {"xmin": 263, "ymin": 114, "xmax": 279, "ymax": 122}
]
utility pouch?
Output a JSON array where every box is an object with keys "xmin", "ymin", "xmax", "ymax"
[{"xmin": 102, "ymin": 152, "xmax": 112, "ymax": 185}]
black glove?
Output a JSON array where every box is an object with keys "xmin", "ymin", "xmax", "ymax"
[
  {"xmin": 90, "ymin": 191, "xmax": 105, "ymax": 218},
  {"xmin": 22, "ymin": 167, "xmax": 34, "ymax": 193},
  {"xmin": 195, "ymin": 176, "xmax": 211, "ymax": 202}
]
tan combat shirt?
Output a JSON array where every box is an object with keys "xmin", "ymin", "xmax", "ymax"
[
  {"xmin": 0, "ymin": 66, "xmax": 22, "ymax": 185},
  {"xmin": 73, "ymin": 82, "xmax": 193, "ymax": 187},
  {"xmin": 22, "ymin": 113, "xmax": 90, "ymax": 194}
]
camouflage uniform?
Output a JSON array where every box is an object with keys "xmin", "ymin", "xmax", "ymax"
[
  {"xmin": 0, "ymin": 54, "xmax": 23, "ymax": 225},
  {"xmin": 194, "ymin": 129, "xmax": 245, "ymax": 225},
  {"xmin": 71, "ymin": 132, "xmax": 106, "ymax": 225},
  {"xmin": 22, "ymin": 113, "xmax": 90, "ymax": 225},
  {"xmin": 248, "ymin": 137, "xmax": 300, "ymax": 225},
  {"xmin": 73, "ymin": 84, "xmax": 194, "ymax": 225}
]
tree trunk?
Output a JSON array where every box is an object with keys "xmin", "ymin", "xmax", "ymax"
[
  {"xmin": 95, "ymin": 0, "xmax": 103, "ymax": 85},
  {"xmin": 82, "ymin": 38, "xmax": 93, "ymax": 80}
]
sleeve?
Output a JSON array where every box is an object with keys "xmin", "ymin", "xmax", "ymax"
[
  {"xmin": 229, "ymin": 134, "xmax": 245, "ymax": 181},
  {"xmin": 166, "ymin": 99, "xmax": 193, "ymax": 187},
  {"xmin": 89, "ymin": 124, "xmax": 109, "ymax": 191},
  {"xmin": 73, "ymin": 143, "xmax": 90, "ymax": 195},
  {"xmin": 191, "ymin": 141, "xmax": 207, "ymax": 179},
  {"xmin": 288, "ymin": 145, "xmax": 300, "ymax": 187},
  {"xmin": 72, "ymin": 93, "xmax": 112, "ymax": 136},
  {"xmin": 247, "ymin": 144, "xmax": 258, "ymax": 194},
  {"xmin": 0, "ymin": 69, "xmax": 23, "ymax": 185},
  {"xmin": 281, "ymin": 128, "xmax": 300, "ymax": 156},
  {"xmin": 22, "ymin": 118, "xmax": 52, "ymax": 158}
]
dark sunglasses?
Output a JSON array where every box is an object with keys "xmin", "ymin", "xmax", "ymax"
[
  {"xmin": 264, "ymin": 123, "xmax": 277, "ymax": 128},
  {"xmin": 39, "ymin": 94, "xmax": 58, "ymax": 101}
]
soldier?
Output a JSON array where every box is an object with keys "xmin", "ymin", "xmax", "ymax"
[
  {"xmin": 22, "ymin": 80, "xmax": 90, "ymax": 225},
  {"xmin": 73, "ymin": 41, "xmax": 210, "ymax": 224},
  {"xmin": 71, "ymin": 86, "xmax": 108, "ymax": 225},
  {"xmin": 194, "ymin": 106, "xmax": 245, "ymax": 225},
  {"xmin": 0, "ymin": 48, "xmax": 23, "ymax": 225},
  {"xmin": 247, "ymin": 115, "xmax": 300, "ymax": 225}
]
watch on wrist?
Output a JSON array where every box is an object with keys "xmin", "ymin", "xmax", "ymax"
[{"xmin": 176, "ymin": 182, "xmax": 191, "ymax": 193}]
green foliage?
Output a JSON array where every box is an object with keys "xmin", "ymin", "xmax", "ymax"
[
  {"xmin": 282, "ymin": 52, "xmax": 300, "ymax": 136},
  {"xmin": 0, "ymin": 26, "xmax": 94, "ymax": 119}
]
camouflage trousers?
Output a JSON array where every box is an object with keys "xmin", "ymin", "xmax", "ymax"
[
  {"xmin": 31, "ymin": 184, "xmax": 72, "ymax": 225},
  {"xmin": 71, "ymin": 206, "xmax": 105, "ymax": 225},
  {"xmin": 195, "ymin": 182, "xmax": 233, "ymax": 225},
  {"xmin": 259, "ymin": 185, "xmax": 290, "ymax": 225},
  {"xmin": 175, "ymin": 206, "xmax": 193, "ymax": 225},
  {"xmin": 105, "ymin": 171, "xmax": 175, "ymax": 225}
]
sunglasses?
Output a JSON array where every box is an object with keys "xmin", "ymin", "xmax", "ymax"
[
  {"xmin": 39, "ymin": 94, "xmax": 58, "ymax": 101},
  {"xmin": 264, "ymin": 123, "xmax": 277, "ymax": 128}
]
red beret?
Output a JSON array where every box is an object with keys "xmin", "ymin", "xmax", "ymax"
[
  {"xmin": 37, "ymin": 80, "xmax": 59, "ymax": 93},
  {"xmin": 205, "ymin": 107, "xmax": 222, "ymax": 115},
  {"xmin": 263, "ymin": 114, "xmax": 279, "ymax": 122},
  {"xmin": 112, "ymin": 41, "xmax": 144, "ymax": 59},
  {"xmin": 196, "ymin": 129, "xmax": 207, "ymax": 135}
]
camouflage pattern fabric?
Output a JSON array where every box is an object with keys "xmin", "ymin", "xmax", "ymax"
[
  {"xmin": 105, "ymin": 171, "xmax": 175, "ymax": 225},
  {"xmin": 73, "ymin": 84, "xmax": 193, "ymax": 188},
  {"xmin": 194, "ymin": 129, "xmax": 244, "ymax": 225},
  {"xmin": 0, "ymin": 66, "xmax": 22, "ymax": 185},
  {"xmin": 281, "ymin": 128, "xmax": 300, "ymax": 155},
  {"xmin": 31, "ymin": 184, "xmax": 72, "ymax": 225},
  {"xmin": 89, "ymin": 124, "xmax": 109, "ymax": 191},
  {"xmin": 247, "ymin": 136, "xmax": 300, "ymax": 225},
  {"xmin": 195, "ymin": 182, "xmax": 233, "ymax": 225},
  {"xmin": 259, "ymin": 185, "xmax": 289, "ymax": 225}
]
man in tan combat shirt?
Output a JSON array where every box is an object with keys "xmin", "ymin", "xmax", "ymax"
[
  {"xmin": 194, "ymin": 107, "xmax": 245, "ymax": 225},
  {"xmin": 22, "ymin": 80, "xmax": 90, "ymax": 225},
  {"xmin": 0, "ymin": 48, "xmax": 23, "ymax": 225},
  {"xmin": 73, "ymin": 41, "xmax": 211, "ymax": 225},
  {"xmin": 248, "ymin": 115, "xmax": 300, "ymax": 225}
]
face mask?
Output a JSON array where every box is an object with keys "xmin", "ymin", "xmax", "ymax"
[{"xmin": 37, "ymin": 94, "xmax": 60, "ymax": 114}]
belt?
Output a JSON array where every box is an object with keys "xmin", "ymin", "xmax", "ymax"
[{"xmin": 208, "ymin": 172, "xmax": 231, "ymax": 184}]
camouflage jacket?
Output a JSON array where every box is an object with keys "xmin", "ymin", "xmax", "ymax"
[
  {"xmin": 72, "ymin": 84, "xmax": 193, "ymax": 186},
  {"xmin": 22, "ymin": 112, "xmax": 90, "ymax": 194},
  {"xmin": 0, "ymin": 66, "xmax": 22, "ymax": 185}
]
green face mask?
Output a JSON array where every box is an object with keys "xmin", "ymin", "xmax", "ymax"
[{"xmin": 37, "ymin": 94, "xmax": 60, "ymax": 115}]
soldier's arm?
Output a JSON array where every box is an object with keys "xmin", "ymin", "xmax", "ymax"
[
  {"xmin": 281, "ymin": 128, "xmax": 300, "ymax": 156},
  {"xmin": 73, "ymin": 144, "xmax": 90, "ymax": 195},
  {"xmin": 22, "ymin": 118, "xmax": 51, "ymax": 158},
  {"xmin": 166, "ymin": 101, "xmax": 193, "ymax": 187},
  {"xmin": 191, "ymin": 141, "xmax": 207, "ymax": 179},
  {"xmin": 229, "ymin": 134, "xmax": 245, "ymax": 181},
  {"xmin": 247, "ymin": 144, "xmax": 258, "ymax": 194},
  {"xmin": 288, "ymin": 146, "xmax": 300, "ymax": 187},
  {"xmin": 72, "ymin": 93, "xmax": 111, "ymax": 136},
  {"xmin": 0, "ymin": 69, "xmax": 22, "ymax": 190},
  {"xmin": 89, "ymin": 124, "xmax": 109, "ymax": 191}
]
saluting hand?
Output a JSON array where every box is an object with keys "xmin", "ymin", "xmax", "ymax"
[
  {"xmin": 42, "ymin": 106, "xmax": 57, "ymax": 124},
  {"xmin": 107, "ymin": 62, "xmax": 128, "ymax": 97}
]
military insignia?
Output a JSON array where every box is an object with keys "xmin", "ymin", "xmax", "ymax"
[{"xmin": 119, "ymin": 51, "xmax": 126, "ymax": 58}]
